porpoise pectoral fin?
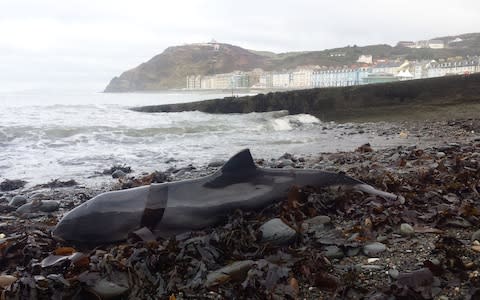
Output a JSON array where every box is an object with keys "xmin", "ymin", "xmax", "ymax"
[
  {"xmin": 140, "ymin": 184, "xmax": 168, "ymax": 230},
  {"xmin": 355, "ymin": 184, "xmax": 405, "ymax": 202}
]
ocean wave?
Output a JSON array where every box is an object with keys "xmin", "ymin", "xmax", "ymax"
[{"xmin": 270, "ymin": 114, "xmax": 321, "ymax": 131}]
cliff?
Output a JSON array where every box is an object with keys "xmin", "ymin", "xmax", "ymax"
[
  {"xmin": 105, "ymin": 33, "xmax": 480, "ymax": 92},
  {"xmin": 131, "ymin": 73, "xmax": 480, "ymax": 122}
]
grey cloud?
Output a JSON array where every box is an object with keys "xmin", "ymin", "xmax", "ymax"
[{"xmin": 1, "ymin": 0, "xmax": 480, "ymax": 91}]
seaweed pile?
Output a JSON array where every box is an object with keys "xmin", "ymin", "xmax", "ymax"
[{"xmin": 0, "ymin": 138, "xmax": 479, "ymax": 299}]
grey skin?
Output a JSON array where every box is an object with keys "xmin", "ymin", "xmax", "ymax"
[{"xmin": 53, "ymin": 149, "xmax": 401, "ymax": 244}]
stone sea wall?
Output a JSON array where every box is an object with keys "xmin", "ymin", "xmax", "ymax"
[{"xmin": 132, "ymin": 73, "xmax": 480, "ymax": 122}]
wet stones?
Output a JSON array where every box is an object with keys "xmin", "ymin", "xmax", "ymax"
[
  {"xmin": 205, "ymin": 260, "xmax": 255, "ymax": 287},
  {"xmin": 400, "ymin": 223, "xmax": 415, "ymax": 237},
  {"xmin": 363, "ymin": 242, "xmax": 387, "ymax": 257},
  {"xmin": 259, "ymin": 218, "xmax": 296, "ymax": 245},
  {"xmin": 323, "ymin": 245, "xmax": 344, "ymax": 259},
  {"xmin": 90, "ymin": 277, "xmax": 129, "ymax": 299},
  {"xmin": 8, "ymin": 195, "xmax": 27, "ymax": 208},
  {"xmin": 0, "ymin": 179, "xmax": 26, "ymax": 191},
  {"xmin": 112, "ymin": 170, "xmax": 127, "ymax": 179},
  {"xmin": 302, "ymin": 215, "xmax": 332, "ymax": 233},
  {"xmin": 472, "ymin": 229, "xmax": 480, "ymax": 241},
  {"xmin": 16, "ymin": 200, "xmax": 60, "ymax": 215},
  {"xmin": 208, "ymin": 160, "xmax": 226, "ymax": 168}
]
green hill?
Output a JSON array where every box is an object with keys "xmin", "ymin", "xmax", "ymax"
[{"xmin": 105, "ymin": 33, "xmax": 480, "ymax": 92}]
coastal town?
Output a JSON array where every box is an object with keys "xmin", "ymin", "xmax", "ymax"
[{"xmin": 186, "ymin": 39, "xmax": 480, "ymax": 90}]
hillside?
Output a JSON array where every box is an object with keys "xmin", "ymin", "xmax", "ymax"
[{"xmin": 105, "ymin": 33, "xmax": 480, "ymax": 92}]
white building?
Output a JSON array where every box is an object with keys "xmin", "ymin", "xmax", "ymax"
[
  {"xmin": 291, "ymin": 69, "xmax": 314, "ymax": 88},
  {"xmin": 428, "ymin": 40, "xmax": 445, "ymax": 49},
  {"xmin": 372, "ymin": 61, "xmax": 404, "ymax": 75},
  {"xmin": 272, "ymin": 72, "xmax": 291, "ymax": 88},
  {"xmin": 357, "ymin": 55, "xmax": 373, "ymax": 64},
  {"xmin": 395, "ymin": 70, "xmax": 414, "ymax": 81},
  {"xmin": 186, "ymin": 75, "xmax": 202, "ymax": 89},
  {"xmin": 312, "ymin": 67, "xmax": 370, "ymax": 88},
  {"xmin": 427, "ymin": 59, "xmax": 479, "ymax": 78},
  {"xmin": 412, "ymin": 61, "xmax": 433, "ymax": 79}
]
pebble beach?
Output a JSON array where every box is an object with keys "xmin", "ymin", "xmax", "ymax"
[{"xmin": 0, "ymin": 118, "xmax": 479, "ymax": 299}]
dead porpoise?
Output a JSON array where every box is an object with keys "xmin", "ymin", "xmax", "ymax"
[{"xmin": 53, "ymin": 149, "xmax": 401, "ymax": 244}]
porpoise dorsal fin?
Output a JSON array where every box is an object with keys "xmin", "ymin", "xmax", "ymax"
[{"xmin": 221, "ymin": 149, "xmax": 257, "ymax": 173}]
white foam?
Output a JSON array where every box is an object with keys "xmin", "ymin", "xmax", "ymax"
[{"xmin": 271, "ymin": 118, "xmax": 293, "ymax": 131}]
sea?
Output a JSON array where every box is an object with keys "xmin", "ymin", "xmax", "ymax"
[{"xmin": 0, "ymin": 89, "xmax": 413, "ymax": 187}]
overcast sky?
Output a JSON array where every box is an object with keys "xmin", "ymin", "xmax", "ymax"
[{"xmin": 1, "ymin": 0, "xmax": 480, "ymax": 92}]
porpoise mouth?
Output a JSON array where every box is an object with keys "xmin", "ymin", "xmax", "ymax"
[{"xmin": 354, "ymin": 184, "xmax": 404, "ymax": 202}]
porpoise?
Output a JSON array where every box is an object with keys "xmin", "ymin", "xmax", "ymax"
[{"xmin": 53, "ymin": 149, "xmax": 401, "ymax": 244}]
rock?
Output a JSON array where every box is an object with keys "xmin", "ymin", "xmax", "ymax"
[
  {"xmin": 323, "ymin": 246, "xmax": 344, "ymax": 259},
  {"xmin": 103, "ymin": 165, "xmax": 132, "ymax": 175},
  {"xmin": 16, "ymin": 200, "xmax": 60, "ymax": 215},
  {"xmin": 388, "ymin": 268, "xmax": 400, "ymax": 279},
  {"xmin": 8, "ymin": 195, "xmax": 27, "ymax": 208},
  {"xmin": 259, "ymin": 218, "xmax": 296, "ymax": 245},
  {"xmin": 279, "ymin": 153, "xmax": 293, "ymax": 160},
  {"xmin": 277, "ymin": 159, "xmax": 294, "ymax": 168},
  {"xmin": 0, "ymin": 275, "xmax": 17, "ymax": 288},
  {"xmin": 38, "ymin": 179, "xmax": 78, "ymax": 188},
  {"xmin": 208, "ymin": 160, "xmax": 225, "ymax": 168},
  {"xmin": 436, "ymin": 152, "xmax": 446, "ymax": 159},
  {"xmin": 30, "ymin": 193, "xmax": 48, "ymax": 200},
  {"xmin": 205, "ymin": 260, "xmax": 255, "ymax": 287},
  {"xmin": 356, "ymin": 143, "xmax": 373, "ymax": 153},
  {"xmin": 0, "ymin": 179, "xmax": 26, "ymax": 191},
  {"xmin": 90, "ymin": 278, "xmax": 129, "ymax": 299},
  {"xmin": 346, "ymin": 247, "xmax": 361, "ymax": 257},
  {"xmin": 400, "ymin": 223, "xmax": 415, "ymax": 236},
  {"xmin": 472, "ymin": 229, "xmax": 480, "ymax": 241},
  {"xmin": 360, "ymin": 265, "xmax": 383, "ymax": 270},
  {"xmin": 396, "ymin": 268, "xmax": 434, "ymax": 289},
  {"xmin": 112, "ymin": 170, "xmax": 126, "ymax": 178},
  {"xmin": 363, "ymin": 242, "xmax": 387, "ymax": 257},
  {"xmin": 302, "ymin": 215, "xmax": 331, "ymax": 232},
  {"xmin": 305, "ymin": 215, "xmax": 331, "ymax": 226}
]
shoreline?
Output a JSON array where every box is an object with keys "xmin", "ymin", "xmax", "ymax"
[{"xmin": 0, "ymin": 117, "xmax": 479, "ymax": 298}]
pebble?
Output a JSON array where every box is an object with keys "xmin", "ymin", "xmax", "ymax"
[
  {"xmin": 8, "ymin": 195, "xmax": 27, "ymax": 207},
  {"xmin": 205, "ymin": 260, "xmax": 254, "ymax": 287},
  {"xmin": 208, "ymin": 160, "xmax": 226, "ymax": 168},
  {"xmin": 112, "ymin": 170, "xmax": 126, "ymax": 178},
  {"xmin": 363, "ymin": 242, "xmax": 387, "ymax": 257},
  {"xmin": 388, "ymin": 268, "xmax": 400, "ymax": 279},
  {"xmin": 302, "ymin": 215, "xmax": 331, "ymax": 232},
  {"xmin": 259, "ymin": 218, "xmax": 296, "ymax": 245},
  {"xmin": 16, "ymin": 200, "xmax": 60, "ymax": 215},
  {"xmin": 471, "ymin": 229, "xmax": 480, "ymax": 241},
  {"xmin": 277, "ymin": 159, "xmax": 294, "ymax": 168},
  {"xmin": 305, "ymin": 215, "xmax": 331, "ymax": 225},
  {"xmin": 90, "ymin": 278, "xmax": 129, "ymax": 298},
  {"xmin": 400, "ymin": 223, "xmax": 415, "ymax": 236},
  {"xmin": 436, "ymin": 152, "xmax": 446, "ymax": 159},
  {"xmin": 30, "ymin": 193, "xmax": 48, "ymax": 200},
  {"xmin": 346, "ymin": 247, "xmax": 361, "ymax": 257},
  {"xmin": 360, "ymin": 265, "xmax": 383, "ymax": 270},
  {"xmin": 323, "ymin": 246, "xmax": 344, "ymax": 259}
]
